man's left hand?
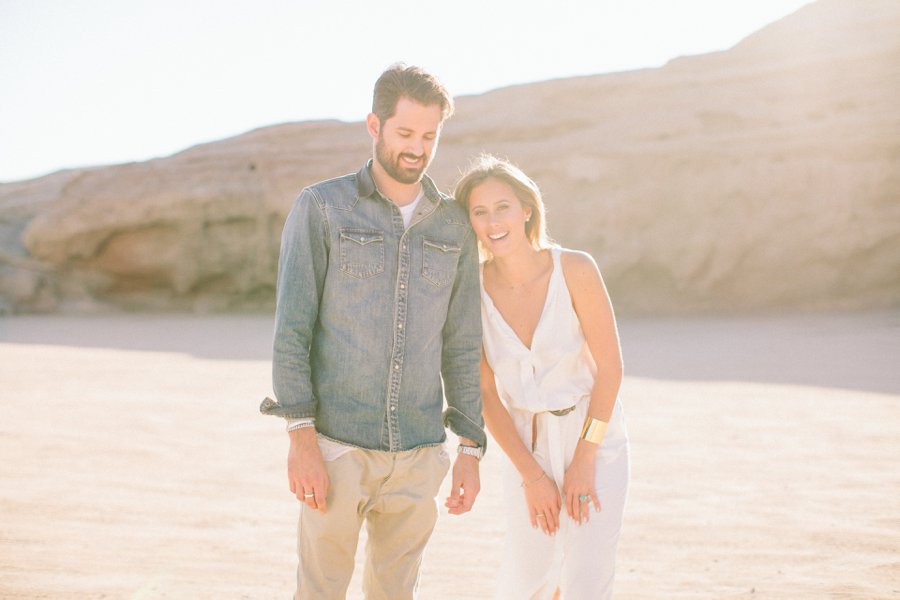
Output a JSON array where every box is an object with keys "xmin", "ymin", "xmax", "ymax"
[{"xmin": 445, "ymin": 452, "xmax": 481, "ymax": 515}]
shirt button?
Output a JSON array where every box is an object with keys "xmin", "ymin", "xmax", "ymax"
[
  {"xmin": 400, "ymin": 283, "xmax": 405, "ymax": 289},
  {"xmin": 390, "ymin": 406, "xmax": 396, "ymax": 411},
  {"xmin": 394, "ymin": 363, "xmax": 399, "ymax": 370},
  {"xmin": 398, "ymin": 323, "xmax": 403, "ymax": 329}
]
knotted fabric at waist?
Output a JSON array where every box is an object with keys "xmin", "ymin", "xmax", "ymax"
[
  {"xmin": 530, "ymin": 396, "xmax": 588, "ymax": 451},
  {"xmin": 540, "ymin": 394, "xmax": 590, "ymax": 417}
]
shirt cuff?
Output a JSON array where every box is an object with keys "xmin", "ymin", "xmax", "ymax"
[
  {"xmin": 443, "ymin": 407, "xmax": 487, "ymax": 450},
  {"xmin": 259, "ymin": 396, "xmax": 317, "ymax": 419}
]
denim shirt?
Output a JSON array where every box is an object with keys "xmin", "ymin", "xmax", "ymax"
[{"xmin": 261, "ymin": 161, "xmax": 486, "ymax": 452}]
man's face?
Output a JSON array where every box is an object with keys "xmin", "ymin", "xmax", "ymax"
[{"xmin": 371, "ymin": 97, "xmax": 443, "ymax": 185}]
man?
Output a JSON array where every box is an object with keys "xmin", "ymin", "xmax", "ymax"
[{"xmin": 260, "ymin": 63, "xmax": 485, "ymax": 600}]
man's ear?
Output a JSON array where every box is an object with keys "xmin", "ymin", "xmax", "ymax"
[{"xmin": 366, "ymin": 113, "xmax": 381, "ymax": 141}]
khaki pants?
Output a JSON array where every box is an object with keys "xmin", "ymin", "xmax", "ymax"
[{"xmin": 295, "ymin": 445, "xmax": 450, "ymax": 600}]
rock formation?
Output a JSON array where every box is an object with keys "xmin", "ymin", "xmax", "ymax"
[{"xmin": 1, "ymin": 0, "xmax": 898, "ymax": 314}]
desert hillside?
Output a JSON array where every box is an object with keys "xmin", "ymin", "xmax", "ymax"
[{"xmin": 1, "ymin": 0, "xmax": 897, "ymax": 314}]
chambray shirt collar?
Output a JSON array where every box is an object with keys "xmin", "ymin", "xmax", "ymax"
[{"xmin": 357, "ymin": 159, "xmax": 443, "ymax": 209}]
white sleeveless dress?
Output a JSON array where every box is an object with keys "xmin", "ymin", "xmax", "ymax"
[{"xmin": 481, "ymin": 247, "xmax": 629, "ymax": 600}]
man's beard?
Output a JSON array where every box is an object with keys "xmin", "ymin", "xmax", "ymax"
[{"xmin": 375, "ymin": 133, "xmax": 430, "ymax": 185}]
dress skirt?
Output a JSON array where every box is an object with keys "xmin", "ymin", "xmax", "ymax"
[{"xmin": 495, "ymin": 397, "xmax": 629, "ymax": 600}]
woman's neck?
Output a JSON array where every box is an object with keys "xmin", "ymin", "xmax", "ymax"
[{"xmin": 487, "ymin": 244, "xmax": 549, "ymax": 289}]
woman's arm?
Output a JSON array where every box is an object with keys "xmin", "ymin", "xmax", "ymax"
[
  {"xmin": 560, "ymin": 249, "xmax": 624, "ymax": 523},
  {"xmin": 563, "ymin": 249, "xmax": 623, "ymax": 423},
  {"xmin": 480, "ymin": 350, "xmax": 562, "ymax": 534}
]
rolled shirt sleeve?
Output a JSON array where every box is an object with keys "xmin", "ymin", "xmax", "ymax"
[
  {"xmin": 440, "ymin": 226, "xmax": 487, "ymax": 449},
  {"xmin": 262, "ymin": 188, "xmax": 330, "ymax": 419}
]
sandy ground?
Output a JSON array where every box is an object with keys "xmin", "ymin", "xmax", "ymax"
[{"xmin": 1, "ymin": 311, "xmax": 898, "ymax": 599}]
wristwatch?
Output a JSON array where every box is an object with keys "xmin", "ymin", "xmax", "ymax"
[{"xmin": 457, "ymin": 444, "xmax": 484, "ymax": 461}]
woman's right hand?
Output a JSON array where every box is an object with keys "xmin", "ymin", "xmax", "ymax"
[{"xmin": 523, "ymin": 472, "xmax": 561, "ymax": 535}]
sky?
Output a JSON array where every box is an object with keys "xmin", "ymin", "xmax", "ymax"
[{"xmin": 0, "ymin": 0, "xmax": 812, "ymax": 183}]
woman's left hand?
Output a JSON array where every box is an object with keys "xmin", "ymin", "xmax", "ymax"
[{"xmin": 562, "ymin": 442, "xmax": 601, "ymax": 524}]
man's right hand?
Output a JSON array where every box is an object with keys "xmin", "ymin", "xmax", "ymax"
[{"xmin": 287, "ymin": 428, "xmax": 329, "ymax": 513}]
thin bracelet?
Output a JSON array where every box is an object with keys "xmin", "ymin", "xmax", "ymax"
[
  {"xmin": 286, "ymin": 418, "xmax": 316, "ymax": 433},
  {"xmin": 521, "ymin": 471, "xmax": 547, "ymax": 488}
]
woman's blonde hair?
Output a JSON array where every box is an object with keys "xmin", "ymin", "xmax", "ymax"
[{"xmin": 454, "ymin": 155, "xmax": 553, "ymax": 257}]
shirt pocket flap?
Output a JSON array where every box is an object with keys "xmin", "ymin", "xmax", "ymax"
[{"xmin": 340, "ymin": 230, "xmax": 384, "ymax": 246}]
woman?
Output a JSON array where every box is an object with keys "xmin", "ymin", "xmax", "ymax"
[{"xmin": 454, "ymin": 156, "xmax": 629, "ymax": 599}]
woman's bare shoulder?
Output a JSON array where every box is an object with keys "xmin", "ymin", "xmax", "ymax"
[{"xmin": 558, "ymin": 247, "xmax": 601, "ymax": 280}]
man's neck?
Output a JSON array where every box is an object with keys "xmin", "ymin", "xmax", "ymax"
[{"xmin": 370, "ymin": 161, "xmax": 423, "ymax": 206}]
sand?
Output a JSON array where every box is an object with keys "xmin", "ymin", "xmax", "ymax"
[{"xmin": 1, "ymin": 312, "xmax": 898, "ymax": 599}]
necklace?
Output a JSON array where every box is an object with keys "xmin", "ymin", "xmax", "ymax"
[{"xmin": 488, "ymin": 249, "xmax": 552, "ymax": 292}]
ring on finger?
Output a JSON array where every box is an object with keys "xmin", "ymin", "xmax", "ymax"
[
  {"xmin": 303, "ymin": 492, "xmax": 315, "ymax": 498},
  {"xmin": 579, "ymin": 494, "xmax": 590, "ymax": 502},
  {"xmin": 536, "ymin": 513, "xmax": 546, "ymax": 519}
]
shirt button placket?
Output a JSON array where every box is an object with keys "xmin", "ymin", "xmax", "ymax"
[{"xmin": 389, "ymin": 233, "xmax": 410, "ymax": 451}]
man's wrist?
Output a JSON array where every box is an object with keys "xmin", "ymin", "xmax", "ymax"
[
  {"xmin": 286, "ymin": 417, "xmax": 316, "ymax": 433},
  {"xmin": 288, "ymin": 426, "xmax": 319, "ymax": 449},
  {"xmin": 457, "ymin": 442, "xmax": 484, "ymax": 461}
]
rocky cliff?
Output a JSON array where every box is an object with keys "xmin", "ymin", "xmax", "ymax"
[{"xmin": 1, "ymin": 0, "xmax": 898, "ymax": 314}]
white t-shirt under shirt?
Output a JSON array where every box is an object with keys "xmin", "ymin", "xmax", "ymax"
[
  {"xmin": 285, "ymin": 187, "xmax": 425, "ymax": 461},
  {"xmin": 397, "ymin": 188, "xmax": 424, "ymax": 228}
]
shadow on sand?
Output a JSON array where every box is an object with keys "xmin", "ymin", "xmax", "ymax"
[{"xmin": 2, "ymin": 311, "xmax": 898, "ymax": 395}]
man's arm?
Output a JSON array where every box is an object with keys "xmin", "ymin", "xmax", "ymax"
[
  {"xmin": 264, "ymin": 188, "xmax": 331, "ymax": 511},
  {"xmin": 440, "ymin": 227, "xmax": 486, "ymax": 446},
  {"xmin": 441, "ymin": 227, "xmax": 486, "ymax": 514},
  {"xmin": 266, "ymin": 187, "xmax": 329, "ymax": 418}
]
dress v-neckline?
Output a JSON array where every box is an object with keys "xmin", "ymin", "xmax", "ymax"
[{"xmin": 481, "ymin": 250, "xmax": 557, "ymax": 352}]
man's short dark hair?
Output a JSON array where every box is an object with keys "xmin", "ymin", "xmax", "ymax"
[{"xmin": 372, "ymin": 63, "xmax": 454, "ymax": 123}]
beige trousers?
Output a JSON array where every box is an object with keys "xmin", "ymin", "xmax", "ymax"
[{"xmin": 295, "ymin": 445, "xmax": 450, "ymax": 600}]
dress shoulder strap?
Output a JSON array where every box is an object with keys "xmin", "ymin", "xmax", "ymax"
[
  {"xmin": 548, "ymin": 246, "xmax": 575, "ymax": 307},
  {"xmin": 550, "ymin": 246, "xmax": 562, "ymax": 270}
]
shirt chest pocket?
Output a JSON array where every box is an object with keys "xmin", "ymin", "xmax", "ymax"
[
  {"xmin": 422, "ymin": 239, "xmax": 461, "ymax": 288},
  {"xmin": 339, "ymin": 229, "xmax": 385, "ymax": 279}
]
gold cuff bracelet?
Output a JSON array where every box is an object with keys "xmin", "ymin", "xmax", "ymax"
[{"xmin": 580, "ymin": 417, "xmax": 608, "ymax": 445}]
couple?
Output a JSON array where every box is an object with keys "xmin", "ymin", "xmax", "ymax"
[{"xmin": 260, "ymin": 64, "xmax": 629, "ymax": 600}]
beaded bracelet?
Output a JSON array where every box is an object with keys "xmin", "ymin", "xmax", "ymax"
[{"xmin": 286, "ymin": 418, "xmax": 316, "ymax": 433}]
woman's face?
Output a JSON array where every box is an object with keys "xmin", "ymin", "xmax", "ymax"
[{"xmin": 466, "ymin": 178, "xmax": 532, "ymax": 257}]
